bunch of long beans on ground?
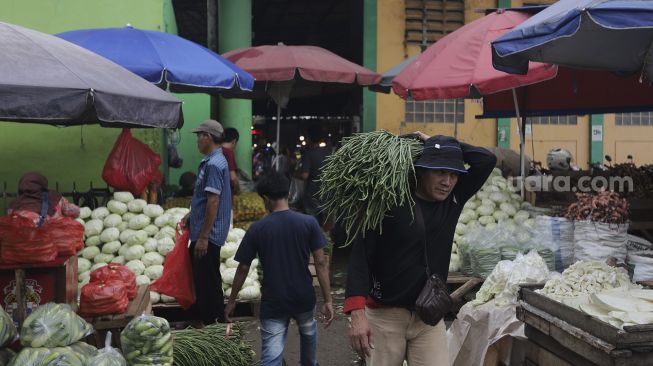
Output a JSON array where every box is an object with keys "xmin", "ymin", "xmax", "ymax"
[
  {"xmin": 318, "ymin": 131, "xmax": 423, "ymax": 246},
  {"xmin": 173, "ymin": 323, "xmax": 255, "ymax": 366}
]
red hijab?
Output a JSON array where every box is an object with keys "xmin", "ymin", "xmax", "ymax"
[{"xmin": 10, "ymin": 172, "xmax": 61, "ymax": 216}]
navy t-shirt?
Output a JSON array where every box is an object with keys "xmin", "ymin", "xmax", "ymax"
[{"xmin": 235, "ymin": 210, "xmax": 326, "ymax": 319}]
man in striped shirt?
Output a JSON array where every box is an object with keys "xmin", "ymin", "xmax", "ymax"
[{"xmin": 182, "ymin": 119, "xmax": 232, "ymax": 325}]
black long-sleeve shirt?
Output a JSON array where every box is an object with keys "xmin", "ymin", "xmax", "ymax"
[{"xmin": 344, "ymin": 143, "xmax": 496, "ymax": 312}]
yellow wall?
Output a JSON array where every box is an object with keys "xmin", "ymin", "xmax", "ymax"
[
  {"xmin": 604, "ymin": 114, "xmax": 653, "ymax": 165},
  {"xmin": 376, "ymin": 0, "xmax": 496, "ymax": 148}
]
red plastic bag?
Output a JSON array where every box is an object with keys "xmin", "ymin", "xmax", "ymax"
[
  {"xmin": 102, "ymin": 129, "xmax": 162, "ymax": 196},
  {"xmin": 90, "ymin": 264, "xmax": 137, "ymax": 300},
  {"xmin": 0, "ymin": 215, "xmax": 57, "ymax": 264},
  {"xmin": 151, "ymin": 227, "xmax": 196, "ymax": 309},
  {"xmin": 47, "ymin": 217, "xmax": 84, "ymax": 257},
  {"xmin": 79, "ymin": 280, "xmax": 129, "ymax": 317}
]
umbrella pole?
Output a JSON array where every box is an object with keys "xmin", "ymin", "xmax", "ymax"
[
  {"xmin": 276, "ymin": 103, "xmax": 281, "ymax": 172},
  {"xmin": 512, "ymin": 88, "xmax": 525, "ymax": 199}
]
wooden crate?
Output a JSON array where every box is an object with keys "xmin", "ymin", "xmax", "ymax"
[
  {"xmin": 83, "ymin": 285, "xmax": 152, "ymax": 349},
  {"xmin": 0, "ymin": 255, "xmax": 77, "ymax": 327}
]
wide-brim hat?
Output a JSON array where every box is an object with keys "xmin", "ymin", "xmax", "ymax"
[{"xmin": 414, "ymin": 135, "xmax": 467, "ymax": 174}]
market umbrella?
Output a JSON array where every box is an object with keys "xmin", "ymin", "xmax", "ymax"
[
  {"xmin": 224, "ymin": 43, "xmax": 381, "ymax": 168},
  {"xmin": 369, "ymin": 56, "xmax": 418, "ymax": 94},
  {"xmin": 392, "ymin": 10, "xmax": 558, "ymax": 194},
  {"xmin": 0, "ymin": 21, "xmax": 183, "ymax": 128},
  {"xmin": 491, "ymin": 0, "xmax": 653, "ymax": 76},
  {"xmin": 56, "ymin": 26, "xmax": 254, "ymax": 94}
]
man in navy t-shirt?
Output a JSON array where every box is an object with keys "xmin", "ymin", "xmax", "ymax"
[{"xmin": 225, "ymin": 172, "xmax": 334, "ymax": 366}]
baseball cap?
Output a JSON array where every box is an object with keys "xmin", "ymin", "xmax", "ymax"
[
  {"xmin": 191, "ymin": 119, "xmax": 224, "ymax": 138},
  {"xmin": 414, "ymin": 135, "xmax": 467, "ymax": 174}
]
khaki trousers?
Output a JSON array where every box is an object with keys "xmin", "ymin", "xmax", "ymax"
[{"xmin": 366, "ymin": 307, "xmax": 448, "ymax": 366}]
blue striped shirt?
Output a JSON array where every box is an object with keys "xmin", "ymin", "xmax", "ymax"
[{"xmin": 189, "ymin": 148, "xmax": 232, "ymax": 245}]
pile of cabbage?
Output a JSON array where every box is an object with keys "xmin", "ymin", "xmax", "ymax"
[
  {"xmin": 77, "ymin": 192, "xmax": 186, "ymax": 305},
  {"xmin": 450, "ymin": 168, "xmax": 537, "ymax": 274},
  {"xmin": 77, "ymin": 192, "xmax": 261, "ymax": 305},
  {"xmin": 537, "ymin": 261, "xmax": 653, "ymax": 329},
  {"xmin": 219, "ymin": 228, "xmax": 262, "ymax": 301}
]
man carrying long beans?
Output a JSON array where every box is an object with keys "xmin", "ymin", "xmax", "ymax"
[{"xmin": 344, "ymin": 133, "xmax": 496, "ymax": 365}]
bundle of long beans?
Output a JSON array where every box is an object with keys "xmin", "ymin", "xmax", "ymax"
[
  {"xmin": 173, "ymin": 323, "xmax": 255, "ymax": 366},
  {"xmin": 318, "ymin": 131, "xmax": 423, "ymax": 246}
]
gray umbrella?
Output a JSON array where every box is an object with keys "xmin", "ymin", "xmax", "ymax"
[
  {"xmin": 0, "ymin": 21, "xmax": 183, "ymax": 128},
  {"xmin": 369, "ymin": 56, "xmax": 418, "ymax": 93}
]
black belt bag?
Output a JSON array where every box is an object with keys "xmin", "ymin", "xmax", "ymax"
[{"xmin": 413, "ymin": 200, "xmax": 453, "ymax": 326}]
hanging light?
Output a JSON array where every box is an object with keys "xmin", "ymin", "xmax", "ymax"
[{"xmin": 299, "ymin": 136, "xmax": 305, "ymax": 141}]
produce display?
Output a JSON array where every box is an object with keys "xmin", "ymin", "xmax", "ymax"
[
  {"xmin": 473, "ymin": 251, "xmax": 550, "ymax": 306},
  {"xmin": 86, "ymin": 332, "xmax": 127, "ymax": 366},
  {"xmin": 565, "ymin": 191, "xmax": 629, "ymax": 224},
  {"xmin": 78, "ymin": 192, "xmax": 190, "ymax": 303},
  {"xmin": 20, "ymin": 303, "xmax": 92, "ymax": 348},
  {"xmin": 220, "ymin": 228, "xmax": 261, "ymax": 301},
  {"xmin": 603, "ymin": 163, "xmax": 653, "ymax": 199},
  {"xmin": 79, "ymin": 280, "xmax": 129, "ymax": 317},
  {"xmin": 120, "ymin": 315, "xmax": 173, "ymax": 365},
  {"xmin": 232, "ymin": 192, "xmax": 266, "ymax": 223},
  {"xmin": 537, "ymin": 261, "xmax": 634, "ymax": 306},
  {"xmin": 318, "ymin": 131, "xmax": 423, "ymax": 246},
  {"xmin": 451, "ymin": 168, "xmax": 543, "ymax": 276},
  {"xmin": 172, "ymin": 323, "xmax": 255, "ymax": 366},
  {"xmin": 10, "ymin": 347, "xmax": 84, "ymax": 366}
]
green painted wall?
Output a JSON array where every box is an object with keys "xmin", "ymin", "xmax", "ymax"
[
  {"xmin": 218, "ymin": 0, "xmax": 253, "ymax": 178},
  {"xmin": 0, "ymin": 0, "xmax": 210, "ymax": 205},
  {"xmin": 590, "ymin": 114, "xmax": 604, "ymax": 165},
  {"xmin": 363, "ymin": 0, "xmax": 377, "ymax": 132}
]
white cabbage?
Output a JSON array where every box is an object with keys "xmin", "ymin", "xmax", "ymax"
[
  {"xmin": 125, "ymin": 260, "xmax": 146, "ymax": 276},
  {"xmin": 136, "ymin": 275, "xmax": 151, "ymax": 286},
  {"xmin": 127, "ymin": 230, "xmax": 148, "ymax": 246},
  {"xmin": 143, "ymin": 225, "xmax": 159, "ymax": 237},
  {"xmin": 142, "ymin": 252, "xmax": 164, "ymax": 267},
  {"xmin": 91, "ymin": 207, "xmax": 110, "ymax": 220},
  {"xmin": 85, "ymin": 236, "xmax": 102, "ymax": 247},
  {"xmin": 111, "ymin": 256, "xmax": 126, "ymax": 265},
  {"xmin": 100, "ymin": 227, "xmax": 120, "ymax": 243},
  {"xmin": 221, "ymin": 243, "xmax": 238, "ymax": 259},
  {"xmin": 107, "ymin": 200, "xmax": 128, "ymax": 215},
  {"xmin": 119, "ymin": 229, "xmax": 137, "ymax": 244},
  {"xmin": 154, "ymin": 214, "xmax": 171, "ymax": 228},
  {"xmin": 128, "ymin": 214, "xmax": 151, "ymax": 230},
  {"xmin": 90, "ymin": 263, "xmax": 108, "ymax": 272},
  {"xmin": 94, "ymin": 253, "xmax": 115, "ymax": 264},
  {"xmin": 143, "ymin": 204, "xmax": 164, "ymax": 218},
  {"xmin": 102, "ymin": 241, "xmax": 122, "ymax": 254},
  {"xmin": 226, "ymin": 257, "xmax": 239, "ymax": 268},
  {"xmin": 144, "ymin": 265, "xmax": 164, "ymax": 280},
  {"xmin": 150, "ymin": 291, "xmax": 161, "ymax": 304},
  {"xmin": 157, "ymin": 237, "xmax": 175, "ymax": 256},
  {"xmin": 161, "ymin": 294, "xmax": 176, "ymax": 303},
  {"xmin": 124, "ymin": 245, "xmax": 145, "ymax": 261},
  {"xmin": 127, "ymin": 199, "xmax": 147, "ymax": 213},
  {"xmin": 122, "ymin": 212, "xmax": 136, "ymax": 222},
  {"xmin": 79, "ymin": 207, "xmax": 92, "ymax": 220},
  {"xmin": 84, "ymin": 219, "xmax": 104, "ymax": 237},
  {"xmin": 103, "ymin": 214, "xmax": 122, "ymax": 228},
  {"xmin": 155, "ymin": 226, "xmax": 176, "ymax": 240},
  {"xmin": 144, "ymin": 238, "xmax": 159, "ymax": 252},
  {"xmin": 81, "ymin": 246, "xmax": 101, "ymax": 260},
  {"xmin": 78, "ymin": 258, "xmax": 92, "ymax": 273},
  {"xmin": 476, "ymin": 205, "xmax": 495, "ymax": 217},
  {"xmin": 117, "ymin": 222, "xmax": 129, "ymax": 232},
  {"xmin": 113, "ymin": 191, "xmax": 135, "ymax": 203},
  {"xmin": 221, "ymin": 268, "xmax": 237, "ymax": 284}
]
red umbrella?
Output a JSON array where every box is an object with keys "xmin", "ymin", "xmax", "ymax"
[
  {"xmin": 392, "ymin": 10, "xmax": 557, "ymax": 195},
  {"xmin": 392, "ymin": 10, "xmax": 556, "ymax": 101},
  {"xmin": 224, "ymin": 43, "xmax": 380, "ymax": 169}
]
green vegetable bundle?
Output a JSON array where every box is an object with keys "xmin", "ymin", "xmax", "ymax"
[
  {"xmin": 173, "ymin": 323, "xmax": 255, "ymax": 366},
  {"xmin": 120, "ymin": 315, "xmax": 172, "ymax": 365},
  {"xmin": 318, "ymin": 131, "xmax": 423, "ymax": 245},
  {"xmin": 9, "ymin": 347, "xmax": 83, "ymax": 366},
  {"xmin": 0, "ymin": 306, "xmax": 17, "ymax": 347},
  {"xmin": 20, "ymin": 303, "xmax": 92, "ymax": 348}
]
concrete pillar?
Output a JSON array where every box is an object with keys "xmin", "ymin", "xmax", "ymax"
[
  {"xmin": 590, "ymin": 115, "xmax": 604, "ymax": 164},
  {"xmin": 496, "ymin": 0, "xmax": 511, "ymax": 148},
  {"xmin": 218, "ymin": 0, "xmax": 253, "ymax": 177},
  {"xmin": 363, "ymin": 0, "xmax": 377, "ymax": 132}
]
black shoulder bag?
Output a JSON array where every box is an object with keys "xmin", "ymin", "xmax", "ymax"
[{"xmin": 413, "ymin": 200, "xmax": 453, "ymax": 326}]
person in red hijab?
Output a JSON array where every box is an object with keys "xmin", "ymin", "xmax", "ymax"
[{"xmin": 8, "ymin": 172, "xmax": 79, "ymax": 226}]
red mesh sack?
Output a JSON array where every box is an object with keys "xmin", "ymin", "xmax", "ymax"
[
  {"xmin": 0, "ymin": 215, "xmax": 57, "ymax": 264},
  {"xmin": 79, "ymin": 280, "xmax": 129, "ymax": 317},
  {"xmin": 151, "ymin": 227, "xmax": 196, "ymax": 309},
  {"xmin": 47, "ymin": 217, "xmax": 84, "ymax": 256},
  {"xmin": 102, "ymin": 129, "xmax": 163, "ymax": 196},
  {"xmin": 90, "ymin": 263, "xmax": 137, "ymax": 300}
]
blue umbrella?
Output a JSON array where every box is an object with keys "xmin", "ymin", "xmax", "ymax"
[
  {"xmin": 57, "ymin": 26, "xmax": 254, "ymax": 94},
  {"xmin": 492, "ymin": 0, "xmax": 653, "ymax": 76}
]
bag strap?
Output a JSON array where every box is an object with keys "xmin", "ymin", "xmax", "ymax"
[
  {"xmin": 413, "ymin": 197, "xmax": 437, "ymax": 277},
  {"xmin": 37, "ymin": 191, "xmax": 49, "ymax": 228}
]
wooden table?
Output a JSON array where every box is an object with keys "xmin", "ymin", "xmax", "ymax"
[{"xmin": 83, "ymin": 284, "xmax": 151, "ymax": 348}]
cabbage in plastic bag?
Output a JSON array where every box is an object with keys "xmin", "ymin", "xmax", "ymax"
[
  {"xmin": 86, "ymin": 331, "xmax": 127, "ymax": 366},
  {"xmin": 20, "ymin": 303, "xmax": 93, "ymax": 348}
]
